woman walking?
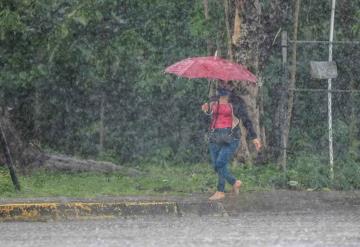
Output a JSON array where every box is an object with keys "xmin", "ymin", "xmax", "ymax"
[{"xmin": 202, "ymin": 83, "xmax": 261, "ymax": 200}]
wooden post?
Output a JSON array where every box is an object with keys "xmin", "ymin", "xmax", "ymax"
[
  {"xmin": 99, "ymin": 92, "xmax": 105, "ymax": 153},
  {"xmin": 281, "ymin": 31, "xmax": 288, "ymax": 173}
]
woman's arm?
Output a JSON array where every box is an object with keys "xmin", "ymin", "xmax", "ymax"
[
  {"xmin": 235, "ymin": 98, "xmax": 257, "ymax": 139},
  {"xmin": 232, "ymin": 96, "xmax": 262, "ymax": 151}
]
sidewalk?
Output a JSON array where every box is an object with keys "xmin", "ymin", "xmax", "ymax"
[{"xmin": 1, "ymin": 191, "xmax": 359, "ymax": 221}]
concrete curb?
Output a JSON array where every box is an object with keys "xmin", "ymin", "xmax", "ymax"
[
  {"xmin": 2, "ymin": 191, "xmax": 360, "ymax": 221},
  {"xmin": 0, "ymin": 199, "xmax": 226, "ymax": 222}
]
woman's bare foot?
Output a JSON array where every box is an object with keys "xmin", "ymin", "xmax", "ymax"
[
  {"xmin": 209, "ymin": 191, "xmax": 225, "ymax": 201},
  {"xmin": 232, "ymin": 180, "xmax": 242, "ymax": 195}
]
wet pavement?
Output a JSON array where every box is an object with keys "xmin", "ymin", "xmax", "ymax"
[
  {"xmin": 1, "ymin": 209, "xmax": 360, "ymax": 247},
  {"xmin": 1, "ymin": 191, "xmax": 360, "ymax": 247}
]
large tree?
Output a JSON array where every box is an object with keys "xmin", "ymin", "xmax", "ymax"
[{"xmin": 224, "ymin": 0, "xmax": 291, "ymax": 163}]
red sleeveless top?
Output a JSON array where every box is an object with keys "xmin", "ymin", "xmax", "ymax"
[{"xmin": 210, "ymin": 103, "xmax": 233, "ymax": 129}]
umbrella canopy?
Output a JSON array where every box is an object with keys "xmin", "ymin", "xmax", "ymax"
[{"xmin": 165, "ymin": 56, "xmax": 257, "ymax": 83}]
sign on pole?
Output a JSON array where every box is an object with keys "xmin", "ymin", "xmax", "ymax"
[{"xmin": 310, "ymin": 61, "xmax": 338, "ymax": 80}]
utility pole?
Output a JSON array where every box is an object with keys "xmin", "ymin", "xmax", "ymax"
[{"xmin": 328, "ymin": 0, "xmax": 336, "ymax": 180}]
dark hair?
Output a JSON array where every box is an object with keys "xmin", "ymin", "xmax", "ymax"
[{"xmin": 217, "ymin": 87, "xmax": 231, "ymax": 96}]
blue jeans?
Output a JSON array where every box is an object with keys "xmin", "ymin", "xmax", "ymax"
[{"xmin": 209, "ymin": 128, "xmax": 240, "ymax": 192}]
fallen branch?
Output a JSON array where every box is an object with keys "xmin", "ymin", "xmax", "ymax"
[{"xmin": 42, "ymin": 154, "xmax": 141, "ymax": 176}]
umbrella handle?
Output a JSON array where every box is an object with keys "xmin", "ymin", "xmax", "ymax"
[
  {"xmin": 207, "ymin": 80, "xmax": 218, "ymax": 100},
  {"xmin": 207, "ymin": 81, "xmax": 212, "ymax": 98}
]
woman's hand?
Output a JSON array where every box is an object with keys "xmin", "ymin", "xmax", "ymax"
[
  {"xmin": 201, "ymin": 103, "xmax": 209, "ymax": 112},
  {"xmin": 252, "ymin": 138, "xmax": 262, "ymax": 152}
]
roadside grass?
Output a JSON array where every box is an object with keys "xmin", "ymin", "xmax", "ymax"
[
  {"xmin": 0, "ymin": 163, "xmax": 280, "ymax": 198},
  {"xmin": 0, "ymin": 157, "xmax": 359, "ymax": 198}
]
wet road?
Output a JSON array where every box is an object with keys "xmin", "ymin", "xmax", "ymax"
[{"xmin": 1, "ymin": 209, "xmax": 360, "ymax": 247}]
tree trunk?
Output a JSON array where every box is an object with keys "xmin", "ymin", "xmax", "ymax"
[
  {"xmin": 232, "ymin": 0, "xmax": 263, "ymax": 164},
  {"xmin": 0, "ymin": 117, "xmax": 21, "ymax": 191},
  {"xmin": 0, "ymin": 107, "xmax": 43, "ymax": 171},
  {"xmin": 42, "ymin": 154, "xmax": 140, "ymax": 175},
  {"xmin": 230, "ymin": 0, "xmax": 291, "ymax": 164},
  {"xmin": 232, "ymin": 0, "xmax": 242, "ymax": 45}
]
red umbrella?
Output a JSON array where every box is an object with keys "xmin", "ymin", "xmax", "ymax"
[{"xmin": 165, "ymin": 56, "xmax": 257, "ymax": 83}]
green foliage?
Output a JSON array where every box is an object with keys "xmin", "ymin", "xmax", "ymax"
[
  {"xmin": 333, "ymin": 159, "xmax": 360, "ymax": 190},
  {"xmin": 353, "ymin": 11, "xmax": 360, "ymax": 35},
  {"xmin": 0, "ymin": 167, "xmax": 14, "ymax": 195},
  {"xmin": 0, "ymin": 0, "xmax": 209, "ymax": 163},
  {"xmin": 287, "ymin": 155, "xmax": 331, "ymax": 189},
  {"xmin": 0, "ymin": 8, "xmax": 25, "ymax": 38}
]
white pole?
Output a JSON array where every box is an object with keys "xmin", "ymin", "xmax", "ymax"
[{"xmin": 328, "ymin": 0, "xmax": 336, "ymax": 180}]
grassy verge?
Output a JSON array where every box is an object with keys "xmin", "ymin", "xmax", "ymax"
[
  {"xmin": 0, "ymin": 157, "xmax": 359, "ymax": 198},
  {"xmin": 0, "ymin": 163, "xmax": 281, "ymax": 198}
]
